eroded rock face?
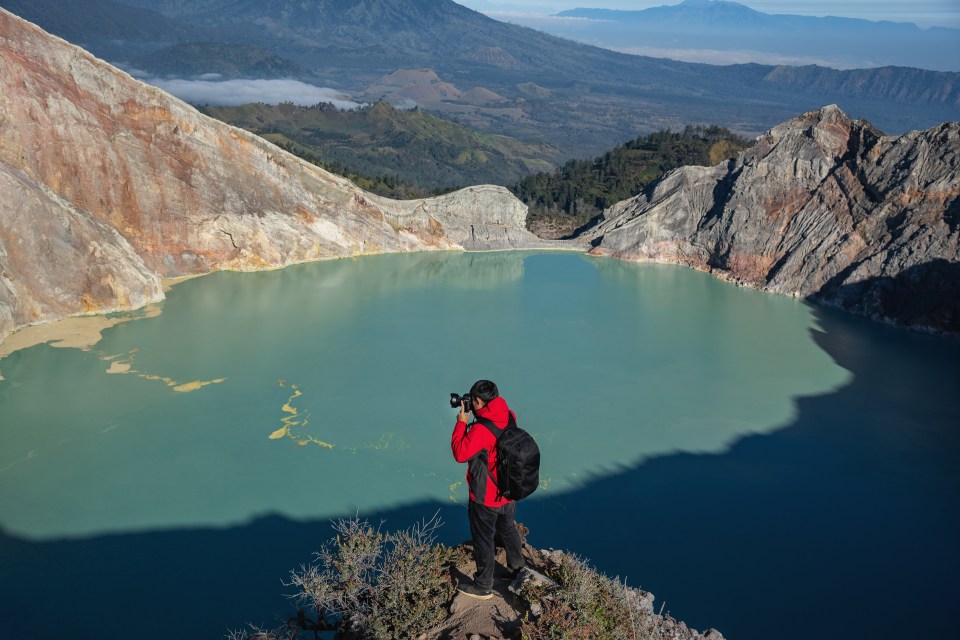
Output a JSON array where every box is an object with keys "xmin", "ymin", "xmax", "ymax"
[
  {"xmin": 0, "ymin": 8, "xmax": 558, "ymax": 344},
  {"xmin": 0, "ymin": 164, "xmax": 162, "ymax": 340},
  {"xmin": 588, "ymin": 105, "xmax": 960, "ymax": 334}
]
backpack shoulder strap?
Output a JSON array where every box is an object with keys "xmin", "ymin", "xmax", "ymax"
[{"xmin": 473, "ymin": 414, "xmax": 516, "ymax": 440}]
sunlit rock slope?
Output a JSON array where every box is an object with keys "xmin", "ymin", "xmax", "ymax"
[
  {"xmin": 588, "ymin": 106, "xmax": 960, "ymax": 334},
  {"xmin": 0, "ymin": 8, "xmax": 560, "ymax": 344}
]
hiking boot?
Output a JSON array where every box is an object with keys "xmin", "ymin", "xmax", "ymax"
[
  {"xmin": 457, "ymin": 581, "xmax": 494, "ymax": 600},
  {"xmin": 508, "ymin": 564, "xmax": 527, "ymax": 580}
]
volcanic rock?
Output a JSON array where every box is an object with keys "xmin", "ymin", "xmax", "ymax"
[
  {"xmin": 588, "ymin": 105, "xmax": 960, "ymax": 334},
  {"xmin": 0, "ymin": 8, "xmax": 560, "ymax": 344}
]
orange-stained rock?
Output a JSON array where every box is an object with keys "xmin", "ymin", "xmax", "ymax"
[
  {"xmin": 588, "ymin": 106, "xmax": 960, "ymax": 334},
  {"xmin": 0, "ymin": 8, "xmax": 565, "ymax": 344}
]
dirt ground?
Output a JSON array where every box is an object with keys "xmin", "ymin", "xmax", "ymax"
[{"xmin": 424, "ymin": 546, "xmax": 531, "ymax": 640}]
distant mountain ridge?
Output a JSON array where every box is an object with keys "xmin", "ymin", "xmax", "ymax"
[
  {"xmin": 554, "ymin": 0, "xmax": 960, "ymax": 72},
  {"xmin": 132, "ymin": 43, "xmax": 311, "ymax": 79},
  {"xmin": 0, "ymin": 0, "xmax": 960, "ymax": 157},
  {"xmin": 561, "ymin": 0, "xmax": 944, "ymax": 30},
  {"xmin": 2, "ymin": 0, "xmax": 958, "ymax": 158},
  {"xmin": 0, "ymin": 0, "xmax": 202, "ymax": 49}
]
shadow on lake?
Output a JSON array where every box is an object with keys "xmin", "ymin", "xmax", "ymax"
[{"xmin": 1, "ymin": 304, "xmax": 957, "ymax": 639}]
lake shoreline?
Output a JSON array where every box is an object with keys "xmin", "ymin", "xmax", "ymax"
[
  {"xmin": 0, "ymin": 246, "xmax": 588, "ymax": 362},
  {"xmin": 1, "ymin": 238, "xmax": 956, "ymax": 370}
]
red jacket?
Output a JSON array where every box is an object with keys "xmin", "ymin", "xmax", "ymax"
[{"xmin": 451, "ymin": 396, "xmax": 515, "ymax": 508}]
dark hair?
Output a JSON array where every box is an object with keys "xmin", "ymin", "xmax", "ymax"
[{"xmin": 470, "ymin": 379, "xmax": 499, "ymax": 403}]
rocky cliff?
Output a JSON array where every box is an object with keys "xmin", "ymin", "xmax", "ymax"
[
  {"xmin": 587, "ymin": 106, "xmax": 960, "ymax": 334},
  {"xmin": 0, "ymin": 8, "xmax": 559, "ymax": 345}
]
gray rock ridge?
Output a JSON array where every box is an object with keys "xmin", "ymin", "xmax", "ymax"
[
  {"xmin": 0, "ymin": 8, "xmax": 574, "ymax": 346},
  {"xmin": 365, "ymin": 185, "xmax": 578, "ymax": 252},
  {"xmin": 587, "ymin": 105, "xmax": 960, "ymax": 335}
]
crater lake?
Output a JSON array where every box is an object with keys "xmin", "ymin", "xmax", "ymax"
[{"xmin": 1, "ymin": 251, "xmax": 957, "ymax": 639}]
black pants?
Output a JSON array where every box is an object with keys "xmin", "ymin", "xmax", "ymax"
[{"xmin": 468, "ymin": 500, "xmax": 525, "ymax": 590}]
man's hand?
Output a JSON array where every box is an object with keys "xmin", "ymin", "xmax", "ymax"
[{"xmin": 457, "ymin": 402, "xmax": 469, "ymax": 424}]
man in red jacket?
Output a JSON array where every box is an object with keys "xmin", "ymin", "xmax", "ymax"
[{"xmin": 450, "ymin": 379, "xmax": 525, "ymax": 600}]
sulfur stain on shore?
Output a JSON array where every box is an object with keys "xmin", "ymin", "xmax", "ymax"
[{"xmin": 0, "ymin": 305, "xmax": 163, "ymax": 360}]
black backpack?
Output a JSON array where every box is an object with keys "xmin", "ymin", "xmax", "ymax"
[{"xmin": 474, "ymin": 414, "xmax": 541, "ymax": 501}]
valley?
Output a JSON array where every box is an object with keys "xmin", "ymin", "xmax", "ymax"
[{"xmin": 1, "ymin": 0, "xmax": 957, "ymax": 158}]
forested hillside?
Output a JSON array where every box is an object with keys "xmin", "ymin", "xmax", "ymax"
[
  {"xmin": 511, "ymin": 127, "xmax": 751, "ymax": 238},
  {"xmin": 204, "ymin": 100, "xmax": 751, "ymax": 212},
  {"xmin": 201, "ymin": 100, "xmax": 561, "ymax": 198}
]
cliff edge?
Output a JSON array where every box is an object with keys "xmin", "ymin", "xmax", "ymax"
[{"xmin": 587, "ymin": 105, "xmax": 960, "ymax": 334}]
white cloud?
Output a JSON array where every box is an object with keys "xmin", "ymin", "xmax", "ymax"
[
  {"xmin": 145, "ymin": 78, "xmax": 366, "ymax": 109},
  {"xmin": 391, "ymin": 98, "xmax": 421, "ymax": 110}
]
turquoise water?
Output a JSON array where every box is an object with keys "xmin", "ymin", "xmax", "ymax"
[
  {"xmin": 1, "ymin": 251, "xmax": 957, "ymax": 639},
  {"xmin": 0, "ymin": 252, "xmax": 844, "ymax": 538}
]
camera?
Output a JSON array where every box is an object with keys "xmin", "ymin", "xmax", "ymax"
[{"xmin": 450, "ymin": 392, "xmax": 474, "ymax": 411}]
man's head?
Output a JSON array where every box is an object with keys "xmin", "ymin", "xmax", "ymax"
[{"xmin": 469, "ymin": 380, "xmax": 499, "ymax": 411}]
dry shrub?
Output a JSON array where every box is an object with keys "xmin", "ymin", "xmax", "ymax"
[
  {"xmin": 229, "ymin": 513, "xmax": 460, "ymax": 640},
  {"xmin": 520, "ymin": 553, "xmax": 660, "ymax": 640}
]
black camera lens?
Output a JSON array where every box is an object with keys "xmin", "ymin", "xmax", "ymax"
[{"xmin": 450, "ymin": 392, "xmax": 473, "ymax": 409}]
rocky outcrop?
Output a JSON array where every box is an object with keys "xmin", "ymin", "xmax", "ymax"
[
  {"xmin": 588, "ymin": 105, "xmax": 960, "ymax": 334},
  {"xmin": 366, "ymin": 184, "xmax": 542, "ymax": 251},
  {"xmin": 0, "ymin": 9, "xmax": 562, "ymax": 344}
]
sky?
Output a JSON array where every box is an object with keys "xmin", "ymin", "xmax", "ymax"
[{"xmin": 456, "ymin": 0, "xmax": 960, "ymax": 29}]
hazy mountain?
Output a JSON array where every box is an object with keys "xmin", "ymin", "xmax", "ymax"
[
  {"xmin": 130, "ymin": 43, "xmax": 310, "ymax": 79},
  {"xmin": 3, "ymin": 0, "xmax": 958, "ymax": 159},
  {"xmin": 0, "ymin": 0, "xmax": 202, "ymax": 56},
  {"xmin": 550, "ymin": 0, "xmax": 960, "ymax": 71}
]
